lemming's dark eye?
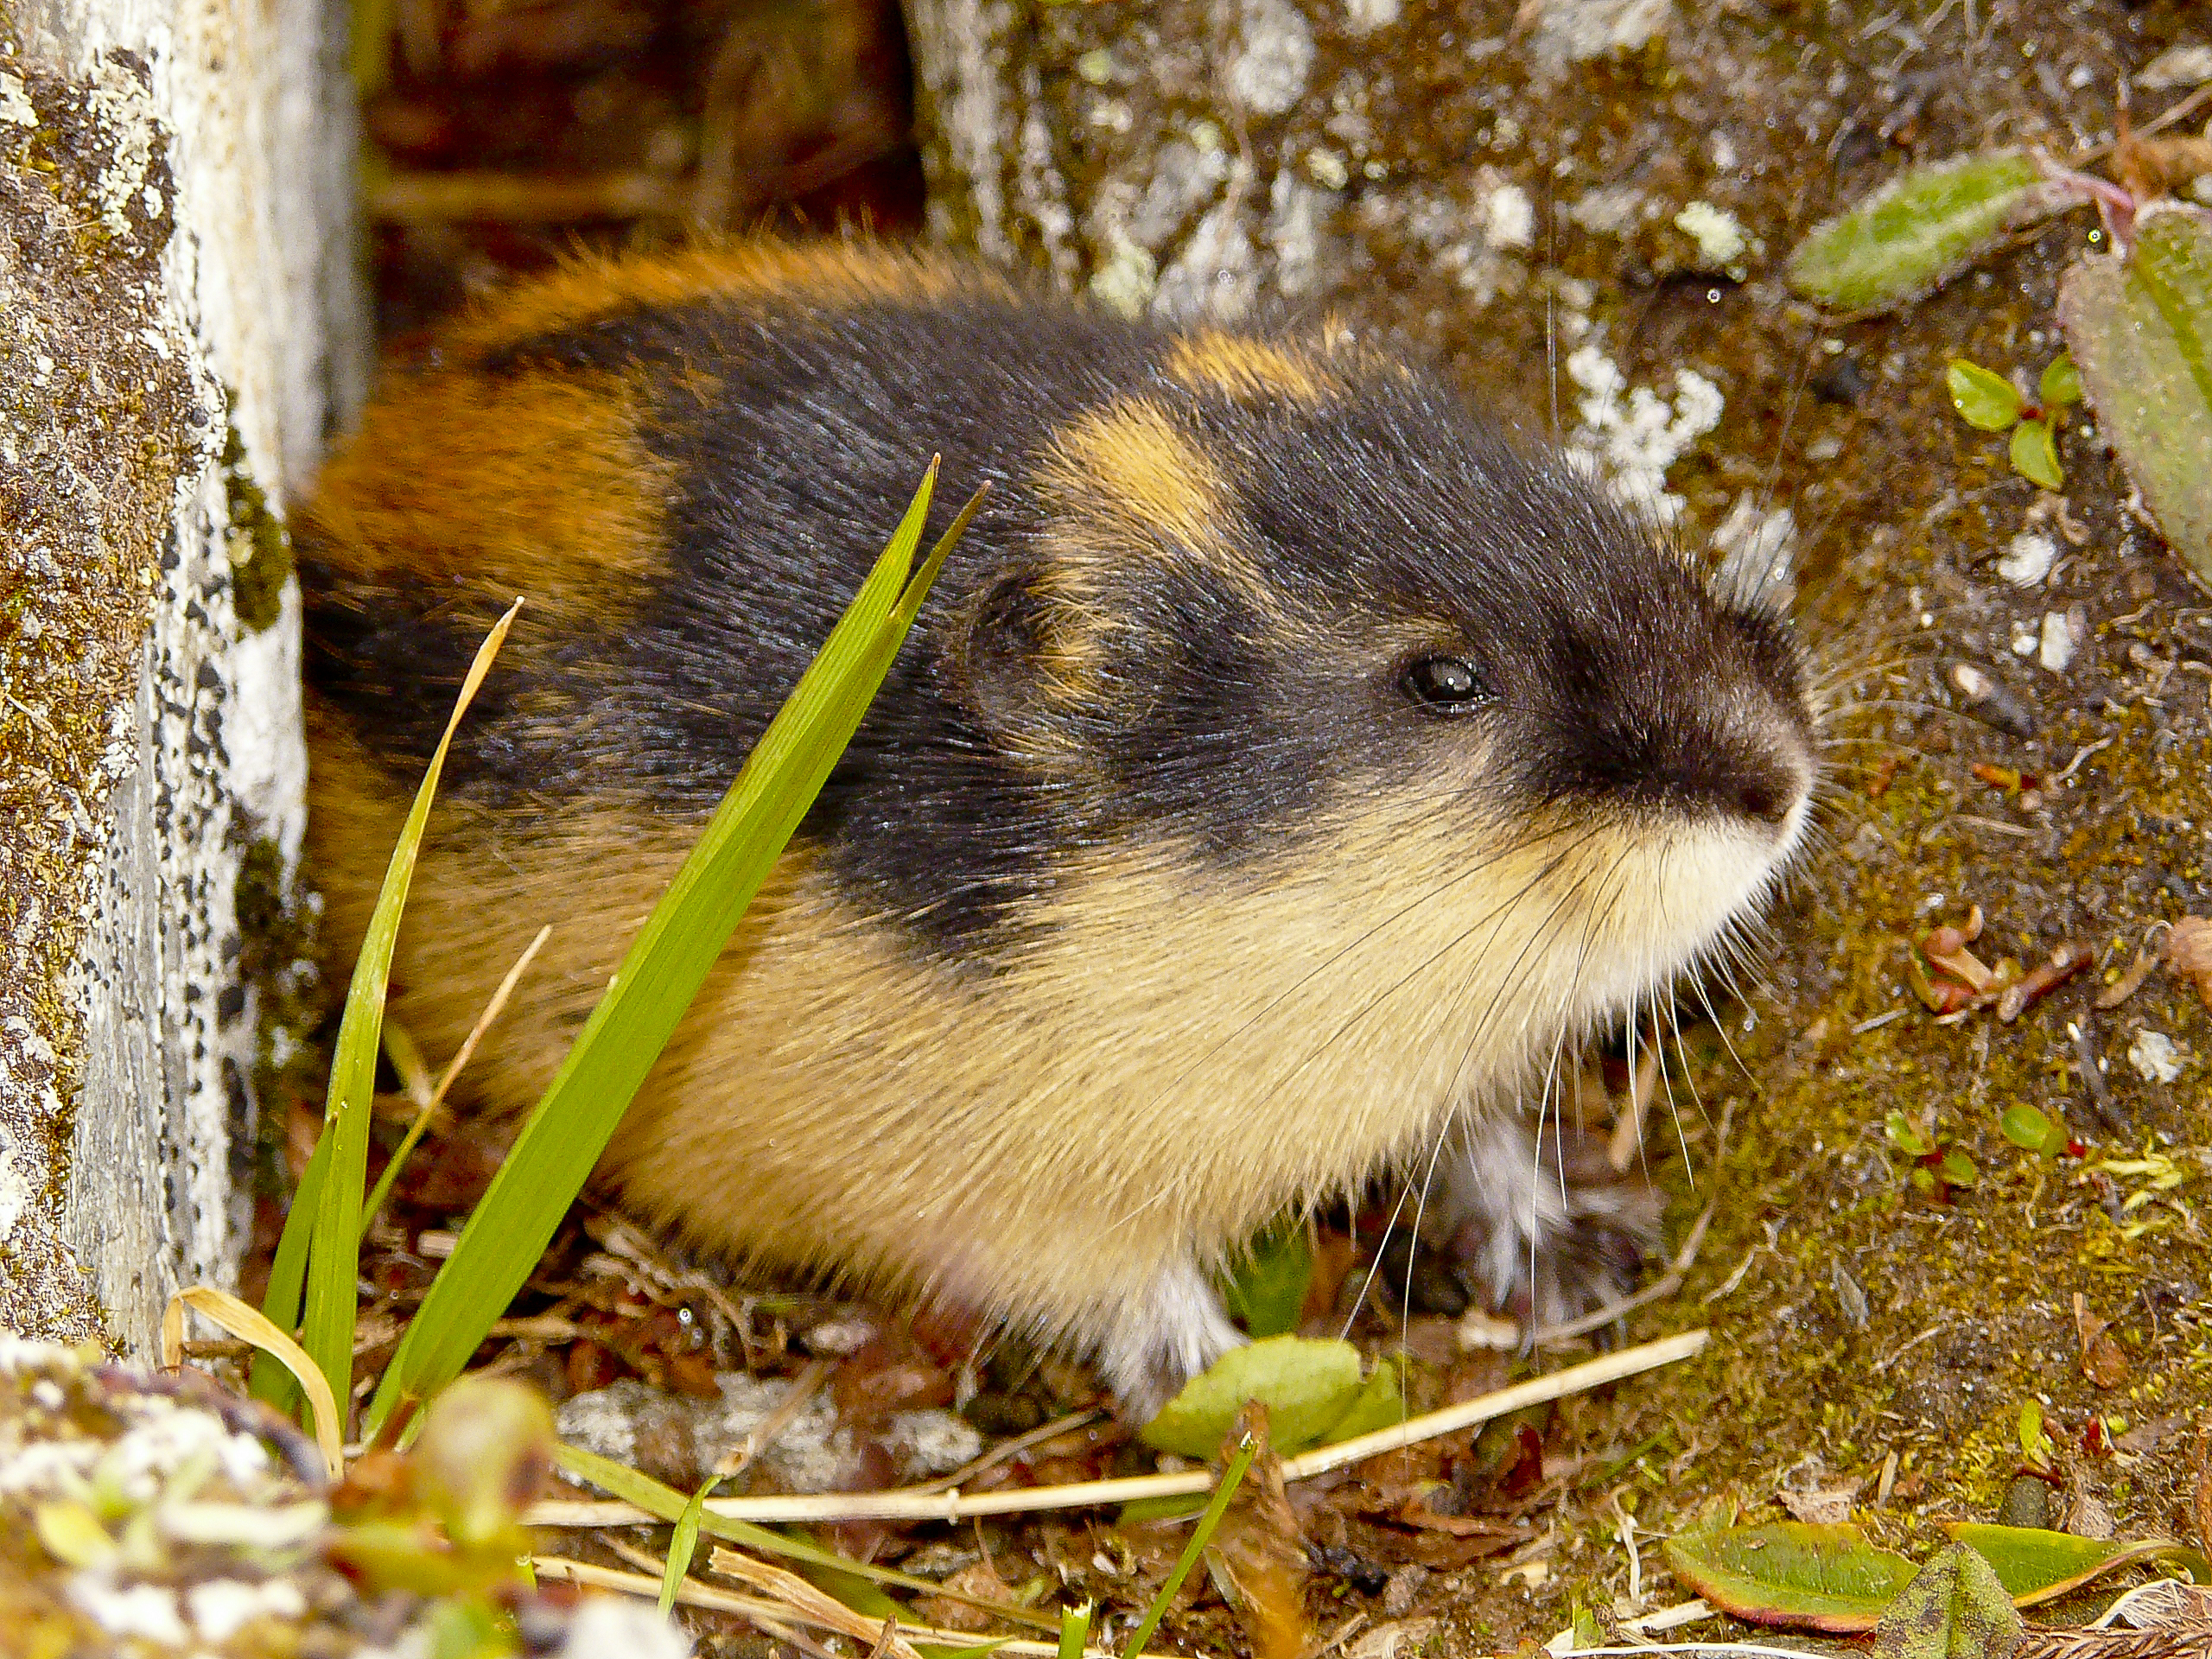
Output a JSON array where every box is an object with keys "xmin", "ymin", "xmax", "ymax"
[{"xmin": 1401, "ymin": 655, "xmax": 1489, "ymax": 711}]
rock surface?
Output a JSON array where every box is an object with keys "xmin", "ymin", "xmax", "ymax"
[{"xmin": 1, "ymin": 0, "xmax": 365, "ymax": 1351}]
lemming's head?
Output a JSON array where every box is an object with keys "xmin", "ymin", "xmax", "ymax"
[{"xmin": 905, "ymin": 322, "xmax": 1815, "ymax": 1034}]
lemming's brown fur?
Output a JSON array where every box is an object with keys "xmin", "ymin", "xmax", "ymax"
[{"xmin": 302, "ymin": 243, "xmax": 1816, "ymax": 1414}]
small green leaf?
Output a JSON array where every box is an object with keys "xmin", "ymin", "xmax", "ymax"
[
  {"xmin": 1938, "ymin": 1147, "xmax": 1977, "ymax": 1187},
  {"xmin": 33, "ymin": 1501, "xmax": 117, "ymax": 1569},
  {"xmin": 1221, "ymin": 1222, "xmax": 1313, "ymax": 1339},
  {"xmin": 2010, "ymin": 418, "xmax": 2063, "ymax": 490},
  {"xmin": 1999, "ymin": 1104, "xmax": 2056, "ymax": 1154},
  {"xmin": 2038, "ymin": 353, "xmax": 2082, "ymax": 408},
  {"xmin": 661, "ymin": 1478, "xmax": 714, "ymax": 1617},
  {"xmin": 1140, "ymin": 1336, "xmax": 1364, "ymax": 1457},
  {"xmin": 2060, "ymin": 205, "xmax": 2212, "ymax": 583},
  {"xmin": 1788, "ymin": 150, "xmax": 2070, "ymax": 313},
  {"xmin": 1945, "ymin": 1523, "xmax": 2212, "ymax": 1605},
  {"xmin": 2016, "ymin": 1401, "xmax": 2053, "ymax": 1464},
  {"xmin": 1872, "ymin": 1542, "xmax": 2022, "ymax": 1659},
  {"xmin": 1947, "ymin": 360, "xmax": 2024, "ymax": 431},
  {"xmin": 1663, "ymin": 1522, "xmax": 1920, "ymax": 1632},
  {"xmin": 1885, "ymin": 1111, "xmax": 1934, "ymax": 1158}
]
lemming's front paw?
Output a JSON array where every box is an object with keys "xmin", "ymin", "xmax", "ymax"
[
  {"xmin": 1096, "ymin": 1257, "xmax": 1244, "ymax": 1424},
  {"xmin": 1427, "ymin": 1110, "xmax": 1662, "ymax": 1329}
]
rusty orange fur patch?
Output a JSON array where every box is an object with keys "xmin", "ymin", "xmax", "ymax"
[
  {"xmin": 1161, "ymin": 332, "xmax": 1336, "ymax": 404},
  {"xmin": 1038, "ymin": 397, "xmax": 1228, "ymax": 556},
  {"xmin": 300, "ymin": 367, "xmax": 671, "ymax": 631},
  {"xmin": 438, "ymin": 242, "xmax": 1001, "ymax": 364}
]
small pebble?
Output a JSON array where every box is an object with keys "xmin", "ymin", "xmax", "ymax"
[
  {"xmin": 1999, "ymin": 1474, "xmax": 2052, "ymax": 1529},
  {"xmin": 2127, "ymin": 1029, "xmax": 2182, "ymax": 1084},
  {"xmin": 1948, "ymin": 662, "xmax": 2037, "ymax": 738},
  {"xmin": 1996, "ymin": 532, "xmax": 2056, "ymax": 588},
  {"xmin": 1809, "ymin": 356, "xmax": 1867, "ymax": 404}
]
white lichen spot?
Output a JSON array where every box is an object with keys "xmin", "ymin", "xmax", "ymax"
[
  {"xmin": 0, "ymin": 1135, "xmax": 31, "ymax": 1236},
  {"xmin": 1268, "ymin": 172, "xmax": 1330, "ymax": 297},
  {"xmin": 2038, "ymin": 608, "xmax": 2084, "ymax": 673},
  {"xmin": 1344, "ymin": 0, "xmax": 1401, "ymax": 32},
  {"xmin": 1227, "ymin": 0, "xmax": 1315, "ymax": 116},
  {"xmin": 2011, "ymin": 620, "xmax": 2039, "ymax": 658},
  {"xmin": 1568, "ymin": 184, "xmax": 1644, "ymax": 235},
  {"xmin": 71, "ymin": 1580, "xmax": 190, "ymax": 1645},
  {"xmin": 1674, "ymin": 199, "xmax": 1747, "ymax": 265},
  {"xmin": 0, "ymin": 71, "xmax": 35, "ymax": 127},
  {"xmin": 86, "ymin": 58, "xmax": 157, "ymax": 239},
  {"xmin": 1075, "ymin": 48, "xmax": 1117, "ymax": 85},
  {"xmin": 1306, "ymin": 147, "xmax": 1350, "ymax": 190},
  {"xmin": 1481, "ymin": 181, "xmax": 1535, "ymax": 250},
  {"xmin": 882, "ymin": 1409, "xmax": 983, "ymax": 1478},
  {"xmin": 1710, "ymin": 493, "xmax": 1797, "ymax": 610},
  {"xmin": 1087, "ymin": 227, "xmax": 1159, "ymax": 320},
  {"xmin": 1154, "ymin": 183, "xmax": 1262, "ymax": 321},
  {"xmin": 188, "ymin": 1578, "xmax": 308, "ymax": 1642},
  {"xmin": 1997, "ymin": 531, "xmax": 2056, "ymax": 587},
  {"xmin": 2139, "ymin": 43, "xmax": 2212, "ymax": 91},
  {"xmin": 98, "ymin": 1402, "xmax": 273, "ymax": 1503},
  {"xmin": 2128, "ymin": 1029, "xmax": 2183, "ymax": 1084},
  {"xmin": 1527, "ymin": 0, "xmax": 1672, "ymax": 72},
  {"xmin": 1565, "ymin": 345, "xmax": 1722, "ymax": 524},
  {"xmin": 554, "ymin": 1596, "xmax": 693, "ymax": 1659}
]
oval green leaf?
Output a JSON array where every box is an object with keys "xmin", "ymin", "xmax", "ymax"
[
  {"xmin": 1938, "ymin": 1147, "xmax": 1977, "ymax": 1187},
  {"xmin": 1664, "ymin": 1522, "xmax": 1920, "ymax": 1632},
  {"xmin": 2038, "ymin": 352, "xmax": 2082, "ymax": 408},
  {"xmin": 2059, "ymin": 204, "xmax": 2212, "ymax": 583},
  {"xmin": 1139, "ymin": 1336, "xmax": 1364, "ymax": 1457},
  {"xmin": 1787, "ymin": 150, "xmax": 2070, "ymax": 313},
  {"xmin": 1945, "ymin": 1522, "xmax": 2212, "ymax": 1606},
  {"xmin": 1872, "ymin": 1543, "xmax": 2022, "ymax": 1659},
  {"xmin": 1999, "ymin": 1104, "xmax": 2055, "ymax": 1153},
  {"xmin": 1948, "ymin": 359, "xmax": 2024, "ymax": 431},
  {"xmin": 2010, "ymin": 418, "xmax": 2063, "ymax": 489},
  {"xmin": 1322, "ymin": 1354, "xmax": 1409, "ymax": 1443}
]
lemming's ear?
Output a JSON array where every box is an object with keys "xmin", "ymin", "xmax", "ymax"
[{"xmin": 946, "ymin": 560, "xmax": 1115, "ymax": 747}]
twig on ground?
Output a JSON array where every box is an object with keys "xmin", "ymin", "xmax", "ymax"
[
  {"xmin": 533, "ymin": 1557, "xmax": 1117, "ymax": 1657},
  {"xmin": 910, "ymin": 1408, "xmax": 1105, "ymax": 1495},
  {"xmin": 524, "ymin": 1332, "xmax": 1709, "ymax": 1529},
  {"xmin": 717, "ymin": 1356, "xmax": 833, "ymax": 1478}
]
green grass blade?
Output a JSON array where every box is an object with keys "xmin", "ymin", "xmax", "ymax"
[
  {"xmin": 250, "ymin": 1132, "xmax": 332, "ymax": 1408},
  {"xmin": 550, "ymin": 1444, "xmax": 1053, "ymax": 1628},
  {"xmin": 297, "ymin": 603, "xmax": 520, "ymax": 1430},
  {"xmin": 1056, "ymin": 1601, "xmax": 1092, "ymax": 1659},
  {"xmin": 253, "ymin": 604, "xmax": 519, "ymax": 1420},
  {"xmin": 661, "ymin": 1478, "xmax": 715, "ymax": 1616},
  {"xmin": 1121, "ymin": 1435, "xmax": 1255, "ymax": 1659},
  {"xmin": 364, "ymin": 464, "xmax": 951, "ymax": 1436}
]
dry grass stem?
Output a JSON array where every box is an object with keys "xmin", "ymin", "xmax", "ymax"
[
  {"xmin": 524, "ymin": 1332, "xmax": 1707, "ymax": 1529},
  {"xmin": 717, "ymin": 1356, "xmax": 833, "ymax": 1478},
  {"xmin": 910, "ymin": 1408, "xmax": 1104, "ymax": 1495},
  {"xmin": 709, "ymin": 1547, "xmax": 924, "ymax": 1659},
  {"xmin": 1536, "ymin": 1200, "xmax": 1719, "ymax": 1345},
  {"xmin": 533, "ymin": 1557, "xmax": 1117, "ymax": 1657}
]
